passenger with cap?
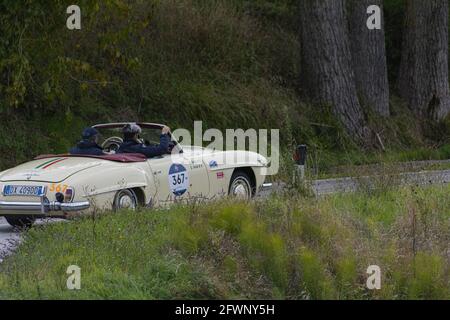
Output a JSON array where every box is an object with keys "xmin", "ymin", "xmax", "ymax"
[
  {"xmin": 69, "ymin": 127, "xmax": 104, "ymax": 156},
  {"xmin": 117, "ymin": 123, "xmax": 170, "ymax": 158}
]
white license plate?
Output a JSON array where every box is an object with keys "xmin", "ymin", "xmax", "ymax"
[{"xmin": 3, "ymin": 185, "xmax": 46, "ymax": 197}]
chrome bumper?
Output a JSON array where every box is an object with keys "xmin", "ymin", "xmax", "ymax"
[{"xmin": 0, "ymin": 197, "xmax": 90, "ymax": 213}]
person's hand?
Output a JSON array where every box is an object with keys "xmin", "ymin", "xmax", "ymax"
[{"xmin": 162, "ymin": 126, "xmax": 171, "ymax": 135}]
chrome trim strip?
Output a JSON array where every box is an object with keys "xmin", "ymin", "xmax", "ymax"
[
  {"xmin": 0, "ymin": 200, "xmax": 90, "ymax": 212},
  {"xmin": 0, "ymin": 201, "xmax": 42, "ymax": 211}
]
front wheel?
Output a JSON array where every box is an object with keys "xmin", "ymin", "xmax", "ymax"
[
  {"xmin": 113, "ymin": 189, "xmax": 138, "ymax": 211},
  {"xmin": 4, "ymin": 215, "xmax": 36, "ymax": 229},
  {"xmin": 228, "ymin": 171, "xmax": 253, "ymax": 200}
]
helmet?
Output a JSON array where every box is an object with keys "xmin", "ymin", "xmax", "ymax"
[
  {"xmin": 122, "ymin": 123, "xmax": 142, "ymax": 134},
  {"xmin": 82, "ymin": 127, "xmax": 99, "ymax": 139}
]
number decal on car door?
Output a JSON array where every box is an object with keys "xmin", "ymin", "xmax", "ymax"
[
  {"xmin": 168, "ymin": 164, "xmax": 189, "ymax": 196},
  {"xmin": 172, "ymin": 173, "xmax": 185, "ymax": 185}
]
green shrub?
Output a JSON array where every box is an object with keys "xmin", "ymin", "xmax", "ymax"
[
  {"xmin": 170, "ymin": 208, "xmax": 209, "ymax": 255},
  {"xmin": 407, "ymin": 253, "xmax": 448, "ymax": 300},
  {"xmin": 297, "ymin": 247, "xmax": 335, "ymax": 299},
  {"xmin": 238, "ymin": 220, "xmax": 289, "ymax": 293},
  {"xmin": 335, "ymin": 255, "xmax": 359, "ymax": 299},
  {"xmin": 210, "ymin": 202, "xmax": 253, "ymax": 235}
]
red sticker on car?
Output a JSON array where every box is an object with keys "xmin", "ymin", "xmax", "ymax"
[{"xmin": 216, "ymin": 172, "xmax": 224, "ymax": 179}]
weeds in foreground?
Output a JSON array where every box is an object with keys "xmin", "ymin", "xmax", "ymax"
[{"xmin": 0, "ymin": 185, "xmax": 449, "ymax": 299}]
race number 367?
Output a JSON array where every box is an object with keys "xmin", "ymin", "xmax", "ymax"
[
  {"xmin": 171, "ymin": 173, "xmax": 186, "ymax": 186},
  {"xmin": 168, "ymin": 163, "xmax": 189, "ymax": 196}
]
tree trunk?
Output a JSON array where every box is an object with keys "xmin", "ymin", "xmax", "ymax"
[
  {"xmin": 299, "ymin": 0, "xmax": 369, "ymax": 142},
  {"xmin": 398, "ymin": 0, "xmax": 450, "ymax": 121},
  {"xmin": 348, "ymin": 0, "xmax": 390, "ymax": 117}
]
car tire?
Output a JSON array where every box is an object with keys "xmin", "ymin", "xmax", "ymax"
[
  {"xmin": 113, "ymin": 189, "xmax": 138, "ymax": 211},
  {"xmin": 4, "ymin": 215, "xmax": 36, "ymax": 229},
  {"xmin": 228, "ymin": 171, "xmax": 254, "ymax": 200}
]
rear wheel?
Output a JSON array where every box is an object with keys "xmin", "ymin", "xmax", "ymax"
[
  {"xmin": 4, "ymin": 215, "xmax": 36, "ymax": 229},
  {"xmin": 113, "ymin": 189, "xmax": 138, "ymax": 211},
  {"xmin": 228, "ymin": 171, "xmax": 254, "ymax": 200}
]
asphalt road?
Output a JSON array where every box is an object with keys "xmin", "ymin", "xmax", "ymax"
[
  {"xmin": 0, "ymin": 217, "xmax": 21, "ymax": 263},
  {"xmin": 0, "ymin": 217, "xmax": 65, "ymax": 262},
  {"xmin": 1, "ymin": 168, "xmax": 450, "ymax": 263},
  {"xmin": 310, "ymin": 168, "xmax": 450, "ymax": 195}
]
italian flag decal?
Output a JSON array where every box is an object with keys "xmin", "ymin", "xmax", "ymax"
[{"xmin": 35, "ymin": 158, "xmax": 67, "ymax": 169}]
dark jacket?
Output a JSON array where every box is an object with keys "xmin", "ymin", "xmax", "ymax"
[
  {"xmin": 117, "ymin": 134, "xmax": 170, "ymax": 158},
  {"xmin": 69, "ymin": 140, "xmax": 104, "ymax": 156}
]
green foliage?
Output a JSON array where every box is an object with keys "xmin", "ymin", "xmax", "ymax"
[
  {"xmin": 406, "ymin": 253, "xmax": 449, "ymax": 300},
  {"xmin": 1, "ymin": 184, "xmax": 449, "ymax": 299},
  {"xmin": 1, "ymin": 0, "xmax": 449, "ymax": 173},
  {"xmin": 238, "ymin": 219, "xmax": 289, "ymax": 294},
  {"xmin": 170, "ymin": 206, "xmax": 210, "ymax": 255},
  {"xmin": 210, "ymin": 202, "xmax": 253, "ymax": 235},
  {"xmin": 297, "ymin": 247, "xmax": 335, "ymax": 299},
  {"xmin": 334, "ymin": 255, "xmax": 359, "ymax": 299},
  {"xmin": 0, "ymin": 0, "xmax": 304, "ymax": 168}
]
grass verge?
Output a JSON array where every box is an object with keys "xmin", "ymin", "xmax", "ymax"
[{"xmin": 0, "ymin": 185, "xmax": 449, "ymax": 299}]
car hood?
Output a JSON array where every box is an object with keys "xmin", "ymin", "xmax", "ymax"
[{"xmin": 0, "ymin": 157, "xmax": 104, "ymax": 183}]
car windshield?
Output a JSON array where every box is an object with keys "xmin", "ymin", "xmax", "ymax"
[
  {"xmin": 96, "ymin": 127, "xmax": 163, "ymax": 145},
  {"xmin": 93, "ymin": 126, "xmax": 167, "ymax": 153}
]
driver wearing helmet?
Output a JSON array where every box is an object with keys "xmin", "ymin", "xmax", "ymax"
[
  {"xmin": 69, "ymin": 127, "xmax": 105, "ymax": 156},
  {"xmin": 117, "ymin": 123, "xmax": 171, "ymax": 158}
]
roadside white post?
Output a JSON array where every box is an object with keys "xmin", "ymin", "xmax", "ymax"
[{"xmin": 293, "ymin": 144, "xmax": 307, "ymax": 185}]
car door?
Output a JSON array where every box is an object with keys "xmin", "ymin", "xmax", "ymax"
[
  {"xmin": 147, "ymin": 152, "xmax": 209, "ymax": 206},
  {"xmin": 183, "ymin": 148, "xmax": 210, "ymax": 200}
]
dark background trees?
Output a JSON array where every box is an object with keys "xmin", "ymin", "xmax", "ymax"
[
  {"xmin": 1, "ymin": 0, "xmax": 450, "ymax": 169},
  {"xmin": 348, "ymin": 0, "xmax": 390, "ymax": 117},
  {"xmin": 398, "ymin": 0, "xmax": 450, "ymax": 121},
  {"xmin": 299, "ymin": 0, "xmax": 369, "ymax": 142}
]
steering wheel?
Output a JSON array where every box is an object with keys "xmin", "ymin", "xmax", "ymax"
[{"xmin": 102, "ymin": 136, "xmax": 123, "ymax": 153}]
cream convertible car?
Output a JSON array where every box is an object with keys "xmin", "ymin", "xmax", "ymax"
[{"xmin": 0, "ymin": 123, "xmax": 271, "ymax": 228}]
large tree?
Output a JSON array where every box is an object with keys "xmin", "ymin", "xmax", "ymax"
[
  {"xmin": 348, "ymin": 0, "xmax": 390, "ymax": 117},
  {"xmin": 299, "ymin": 0, "xmax": 369, "ymax": 141},
  {"xmin": 398, "ymin": 0, "xmax": 450, "ymax": 121}
]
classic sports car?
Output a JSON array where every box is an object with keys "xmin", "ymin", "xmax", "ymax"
[{"xmin": 0, "ymin": 123, "xmax": 271, "ymax": 228}]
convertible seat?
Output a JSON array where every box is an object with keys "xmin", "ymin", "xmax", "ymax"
[{"xmin": 35, "ymin": 153, "xmax": 148, "ymax": 163}]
